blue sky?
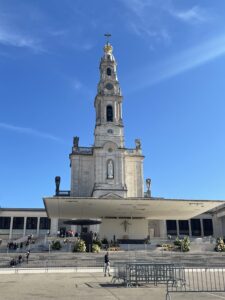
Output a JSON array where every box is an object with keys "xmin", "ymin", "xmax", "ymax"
[{"xmin": 0, "ymin": 0, "xmax": 225, "ymax": 208}]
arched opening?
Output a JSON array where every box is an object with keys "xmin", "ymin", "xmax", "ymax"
[
  {"xmin": 106, "ymin": 68, "xmax": 112, "ymax": 76},
  {"xmin": 106, "ymin": 105, "xmax": 113, "ymax": 122}
]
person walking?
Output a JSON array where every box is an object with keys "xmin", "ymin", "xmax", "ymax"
[
  {"xmin": 104, "ymin": 252, "xmax": 111, "ymax": 277},
  {"xmin": 26, "ymin": 250, "xmax": 30, "ymax": 264},
  {"xmin": 18, "ymin": 254, "xmax": 23, "ymax": 264}
]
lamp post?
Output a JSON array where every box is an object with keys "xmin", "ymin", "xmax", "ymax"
[{"xmin": 146, "ymin": 178, "xmax": 151, "ymax": 197}]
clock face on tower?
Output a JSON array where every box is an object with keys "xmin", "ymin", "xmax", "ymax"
[{"xmin": 105, "ymin": 83, "xmax": 113, "ymax": 90}]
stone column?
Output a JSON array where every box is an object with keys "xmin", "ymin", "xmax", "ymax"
[
  {"xmin": 71, "ymin": 225, "xmax": 76, "ymax": 236},
  {"xmin": 159, "ymin": 220, "xmax": 167, "ymax": 238},
  {"xmin": 200, "ymin": 219, "xmax": 204, "ymax": 237},
  {"xmin": 9, "ymin": 216, "xmax": 13, "ymax": 240},
  {"xmin": 37, "ymin": 217, "xmax": 40, "ymax": 237},
  {"xmin": 176, "ymin": 220, "xmax": 180, "ymax": 236},
  {"xmin": 120, "ymin": 103, "xmax": 122, "ymax": 119},
  {"xmin": 212, "ymin": 214, "xmax": 223, "ymax": 238},
  {"xmin": 50, "ymin": 218, "xmax": 58, "ymax": 236},
  {"xmin": 23, "ymin": 217, "xmax": 27, "ymax": 237},
  {"xmin": 188, "ymin": 220, "xmax": 192, "ymax": 237}
]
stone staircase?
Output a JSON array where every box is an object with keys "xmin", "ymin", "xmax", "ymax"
[{"xmin": 1, "ymin": 249, "xmax": 225, "ymax": 269}]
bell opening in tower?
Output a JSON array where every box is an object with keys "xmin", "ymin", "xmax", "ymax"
[
  {"xmin": 106, "ymin": 67, "xmax": 112, "ymax": 76},
  {"xmin": 106, "ymin": 105, "xmax": 113, "ymax": 122}
]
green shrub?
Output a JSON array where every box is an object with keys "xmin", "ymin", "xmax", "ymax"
[
  {"xmin": 174, "ymin": 236, "xmax": 190, "ymax": 252},
  {"xmin": 93, "ymin": 239, "xmax": 102, "ymax": 248},
  {"xmin": 51, "ymin": 240, "xmax": 62, "ymax": 250},
  {"xmin": 92, "ymin": 243, "xmax": 101, "ymax": 253},
  {"xmin": 181, "ymin": 236, "xmax": 190, "ymax": 252},
  {"xmin": 73, "ymin": 239, "xmax": 86, "ymax": 252},
  {"xmin": 162, "ymin": 244, "xmax": 174, "ymax": 251},
  {"xmin": 101, "ymin": 238, "xmax": 108, "ymax": 244},
  {"xmin": 174, "ymin": 237, "xmax": 182, "ymax": 247},
  {"xmin": 215, "ymin": 237, "xmax": 225, "ymax": 252}
]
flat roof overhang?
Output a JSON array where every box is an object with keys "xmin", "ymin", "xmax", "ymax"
[{"xmin": 43, "ymin": 197, "xmax": 225, "ymax": 220}]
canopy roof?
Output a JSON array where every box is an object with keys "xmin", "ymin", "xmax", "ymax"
[
  {"xmin": 63, "ymin": 219, "xmax": 102, "ymax": 225},
  {"xmin": 43, "ymin": 197, "xmax": 224, "ymax": 220}
]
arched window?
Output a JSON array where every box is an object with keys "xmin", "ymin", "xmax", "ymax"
[
  {"xmin": 106, "ymin": 68, "xmax": 112, "ymax": 76},
  {"xmin": 106, "ymin": 105, "xmax": 113, "ymax": 122}
]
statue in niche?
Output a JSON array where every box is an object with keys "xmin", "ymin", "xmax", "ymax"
[
  {"xmin": 135, "ymin": 138, "xmax": 141, "ymax": 150},
  {"xmin": 73, "ymin": 136, "xmax": 79, "ymax": 149},
  {"xmin": 107, "ymin": 160, "xmax": 114, "ymax": 179}
]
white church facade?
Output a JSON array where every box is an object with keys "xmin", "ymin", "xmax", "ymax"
[{"xmin": 1, "ymin": 41, "xmax": 225, "ymax": 242}]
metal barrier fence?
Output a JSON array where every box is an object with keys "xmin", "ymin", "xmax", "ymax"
[
  {"xmin": 113, "ymin": 263, "xmax": 225, "ymax": 299},
  {"xmin": 113, "ymin": 262, "xmax": 184, "ymax": 287},
  {"xmin": 166, "ymin": 267, "xmax": 225, "ymax": 299}
]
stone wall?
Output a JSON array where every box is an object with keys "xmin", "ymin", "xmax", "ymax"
[
  {"xmin": 125, "ymin": 154, "xmax": 144, "ymax": 197},
  {"xmin": 70, "ymin": 154, "xmax": 94, "ymax": 197},
  {"xmin": 99, "ymin": 218, "xmax": 149, "ymax": 240}
]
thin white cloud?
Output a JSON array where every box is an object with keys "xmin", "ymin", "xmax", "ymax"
[
  {"xmin": 121, "ymin": 0, "xmax": 171, "ymax": 46},
  {"xmin": 169, "ymin": 6, "xmax": 207, "ymax": 23},
  {"xmin": 123, "ymin": 0, "xmax": 154, "ymax": 17},
  {"xmin": 129, "ymin": 22, "xmax": 156, "ymax": 38},
  {"xmin": 48, "ymin": 29, "xmax": 68, "ymax": 37},
  {"xmin": 0, "ymin": 27, "xmax": 43, "ymax": 53},
  {"xmin": 128, "ymin": 21, "xmax": 171, "ymax": 47},
  {"xmin": 138, "ymin": 34, "xmax": 225, "ymax": 88},
  {"xmin": 72, "ymin": 41, "xmax": 95, "ymax": 51},
  {"xmin": 0, "ymin": 122, "xmax": 62, "ymax": 143},
  {"xmin": 72, "ymin": 78, "xmax": 82, "ymax": 90}
]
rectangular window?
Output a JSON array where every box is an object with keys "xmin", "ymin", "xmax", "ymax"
[
  {"xmin": 26, "ymin": 217, "xmax": 37, "ymax": 230},
  {"xmin": 39, "ymin": 217, "xmax": 51, "ymax": 230},
  {"xmin": 13, "ymin": 217, "xmax": 24, "ymax": 229},
  {"xmin": 166, "ymin": 220, "xmax": 177, "ymax": 236},
  {"xmin": 203, "ymin": 219, "xmax": 213, "ymax": 236},
  {"xmin": 178, "ymin": 220, "xmax": 189, "ymax": 235},
  {"xmin": 191, "ymin": 219, "xmax": 201, "ymax": 236},
  {"xmin": 0, "ymin": 217, "xmax": 10, "ymax": 229}
]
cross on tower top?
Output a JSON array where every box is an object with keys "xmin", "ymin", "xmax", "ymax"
[{"xmin": 104, "ymin": 33, "xmax": 111, "ymax": 44}]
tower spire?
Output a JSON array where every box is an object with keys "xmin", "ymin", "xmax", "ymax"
[{"xmin": 94, "ymin": 39, "xmax": 124, "ymax": 148}]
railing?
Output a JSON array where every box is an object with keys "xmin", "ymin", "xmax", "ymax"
[
  {"xmin": 56, "ymin": 190, "xmax": 70, "ymax": 196},
  {"xmin": 113, "ymin": 262, "xmax": 184, "ymax": 287},
  {"xmin": 113, "ymin": 263, "xmax": 225, "ymax": 298},
  {"xmin": 125, "ymin": 149, "xmax": 137, "ymax": 154},
  {"xmin": 72, "ymin": 147, "xmax": 93, "ymax": 155},
  {"xmin": 166, "ymin": 267, "xmax": 225, "ymax": 299}
]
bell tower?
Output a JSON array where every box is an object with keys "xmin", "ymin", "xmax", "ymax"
[
  {"xmin": 94, "ymin": 41, "xmax": 124, "ymax": 148},
  {"xmin": 70, "ymin": 37, "xmax": 144, "ymax": 199},
  {"xmin": 92, "ymin": 39, "xmax": 127, "ymax": 198}
]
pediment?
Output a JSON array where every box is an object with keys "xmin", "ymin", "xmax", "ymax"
[{"xmin": 99, "ymin": 193, "xmax": 123, "ymax": 199}]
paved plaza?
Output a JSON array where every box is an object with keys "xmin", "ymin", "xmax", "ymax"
[{"xmin": 0, "ymin": 272, "xmax": 224, "ymax": 300}]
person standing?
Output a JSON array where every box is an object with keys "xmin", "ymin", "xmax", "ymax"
[
  {"xmin": 104, "ymin": 252, "xmax": 111, "ymax": 277},
  {"xmin": 26, "ymin": 250, "xmax": 30, "ymax": 264}
]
